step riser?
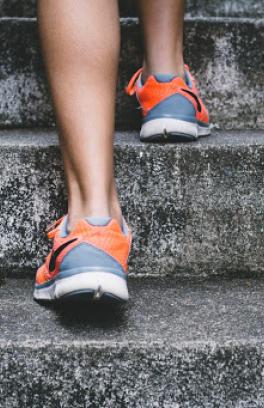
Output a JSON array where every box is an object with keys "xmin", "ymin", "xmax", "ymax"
[
  {"xmin": 1, "ymin": 0, "xmax": 263, "ymax": 18},
  {"xmin": 1, "ymin": 344, "xmax": 263, "ymax": 407},
  {"xmin": 0, "ymin": 19, "xmax": 263, "ymax": 130},
  {"xmin": 1, "ymin": 130, "xmax": 264, "ymax": 278}
]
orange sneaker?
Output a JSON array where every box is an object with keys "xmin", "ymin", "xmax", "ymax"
[
  {"xmin": 34, "ymin": 216, "xmax": 132, "ymax": 303},
  {"xmin": 126, "ymin": 65, "xmax": 210, "ymax": 142}
]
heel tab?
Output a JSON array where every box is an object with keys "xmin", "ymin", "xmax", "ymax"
[
  {"xmin": 46, "ymin": 216, "xmax": 65, "ymax": 239},
  {"xmin": 125, "ymin": 68, "xmax": 143, "ymax": 96}
]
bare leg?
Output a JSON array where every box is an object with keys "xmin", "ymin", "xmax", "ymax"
[
  {"xmin": 37, "ymin": 0, "xmax": 121, "ymax": 230},
  {"xmin": 137, "ymin": 0, "xmax": 185, "ymax": 80}
]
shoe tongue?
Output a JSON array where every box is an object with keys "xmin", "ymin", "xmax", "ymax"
[
  {"xmin": 60, "ymin": 215, "xmax": 70, "ymax": 237},
  {"xmin": 154, "ymin": 73, "xmax": 177, "ymax": 83},
  {"xmin": 85, "ymin": 216, "xmax": 112, "ymax": 227}
]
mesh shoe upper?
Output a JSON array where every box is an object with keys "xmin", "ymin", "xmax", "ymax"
[
  {"xmin": 126, "ymin": 66, "xmax": 209, "ymax": 126},
  {"xmin": 35, "ymin": 216, "xmax": 132, "ymax": 285}
]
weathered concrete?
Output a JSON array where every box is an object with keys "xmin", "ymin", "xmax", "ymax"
[
  {"xmin": 1, "ymin": 277, "xmax": 264, "ymax": 407},
  {"xmin": 0, "ymin": 129, "xmax": 264, "ymax": 279},
  {"xmin": 187, "ymin": 0, "xmax": 264, "ymax": 17},
  {"xmin": 0, "ymin": 18, "xmax": 263, "ymax": 129},
  {"xmin": 0, "ymin": 0, "xmax": 263, "ymax": 18}
]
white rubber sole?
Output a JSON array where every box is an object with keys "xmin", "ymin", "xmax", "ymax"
[
  {"xmin": 140, "ymin": 118, "xmax": 211, "ymax": 141},
  {"xmin": 33, "ymin": 271, "xmax": 129, "ymax": 302}
]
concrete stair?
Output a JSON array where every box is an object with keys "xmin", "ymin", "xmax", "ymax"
[
  {"xmin": 1, "ymin": 277, "xmax": 264, "ymax": 407},
  {"xmin": 0, "ymin": 17, "xmax": 263, "ymax": 129},
  {"xmin": 1, "ymin": 129, "xmax": 264, "ymax": 279},
  {"xmin": 0, "ymin": 2, "xmax": 264, "ymax": 407}
]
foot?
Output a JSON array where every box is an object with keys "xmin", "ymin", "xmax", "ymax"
[
  {"xmin": 126, "ymin": 65, "xmax": 210, "ymax": 142},
  {"xmin": 34, "ymin": 216, "xmax": 132, "ymax": 303}
]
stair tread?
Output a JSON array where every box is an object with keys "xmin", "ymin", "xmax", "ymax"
[
  {"xmin": 1, "ymin": 128, "xmax": 264, "ymax": 148},
  {"xmin": 1, "ymin": 277, "xmax": 264, "ymax": 346},
  {"xmin": 2, "ymin": 277, "xmax": 264, "ymax": 406}
]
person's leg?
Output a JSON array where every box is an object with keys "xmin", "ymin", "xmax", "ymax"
[
  {"xmin": 137, "ymin": 0, "xmax": 185, "ymax": 81},
  {"xmin": 37, "ymin": 0, "xmax": 121, "ymax": 231},
  {"xmin": 126, "ymin": 0, "xmax": 210, "ymax": 142},
  {"xmin": 34, "ymin": 1, "xmax": 131, "ymax": 303}
]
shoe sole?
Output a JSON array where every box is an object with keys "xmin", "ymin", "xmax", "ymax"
[
  {"xmin": 140, "ymin": 118, "xmax": 211, "ymax": 142},
  {"xmin": 33, "ymin": 271, "xmax": 129, "ymax": 303}
]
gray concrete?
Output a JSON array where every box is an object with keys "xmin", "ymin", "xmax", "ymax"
[
  {"xmin": 1, "ymin": 129, "xmax": 264, "ymax": 279},
  {"xmin": 0, "ymin": 0, "xmax": 263, "ymax": 17},
  {"xmin": 186, "ymin": 0, "xmax": 264, "ymax": 17},
  {"xmin": 1, "ymin": 277, "xmax": 264, "ymax": 407},
  {"xmin": 0, "ymin": 18, "xmax": 263, "ymax": 129}
]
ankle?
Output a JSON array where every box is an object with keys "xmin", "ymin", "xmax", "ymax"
[
  {"xmin": 142, "ymin": 60, "xmax": 185, "ymax": 83},
  {"xmin": 110, "ymin": 201, "xmax": 122, "ymax": 227},
  {"xmin": 67, "ymin": 195, "xmax": 122, "ymax": 232},
  {"xmin": 67, "ymin": 203, "xmax": 110, "ymax": 232},
  {"xmin": 109, "ymin": 184, "xmax": 123, "ymax": 226}
]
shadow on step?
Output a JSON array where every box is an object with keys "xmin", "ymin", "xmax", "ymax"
[{"xmin": 38, "ymin": 298, "xmax": 128, "ymax": 330}]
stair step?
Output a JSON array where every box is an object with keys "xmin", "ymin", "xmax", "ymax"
[
  {"xmin": 1, "ymin": 277, "xmax": 264, "ymax": 406},
  {"xmin": 1, "ymin": 0, "xmax": 263, "ymax": 18},
  {"xmin": 0, "ymin": 17, "xmax": 263, "ymax": 129},
  {"xmin": 1, "ymin": 129, "xmax": 264, "ymax": 279}
]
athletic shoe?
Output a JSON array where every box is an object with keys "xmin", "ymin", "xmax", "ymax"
[
  {"xmin": 126, "ymin": 65, "xmax": 210, "ymax": 142},
  {"xmin": 34, "ymin": 215, "xmax": 132, "ymax": 303}
]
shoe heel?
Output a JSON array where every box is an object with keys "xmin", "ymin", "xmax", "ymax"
[{"xmin": 54, "ymin": 271, "xmax": 129, "ymax": 301}]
